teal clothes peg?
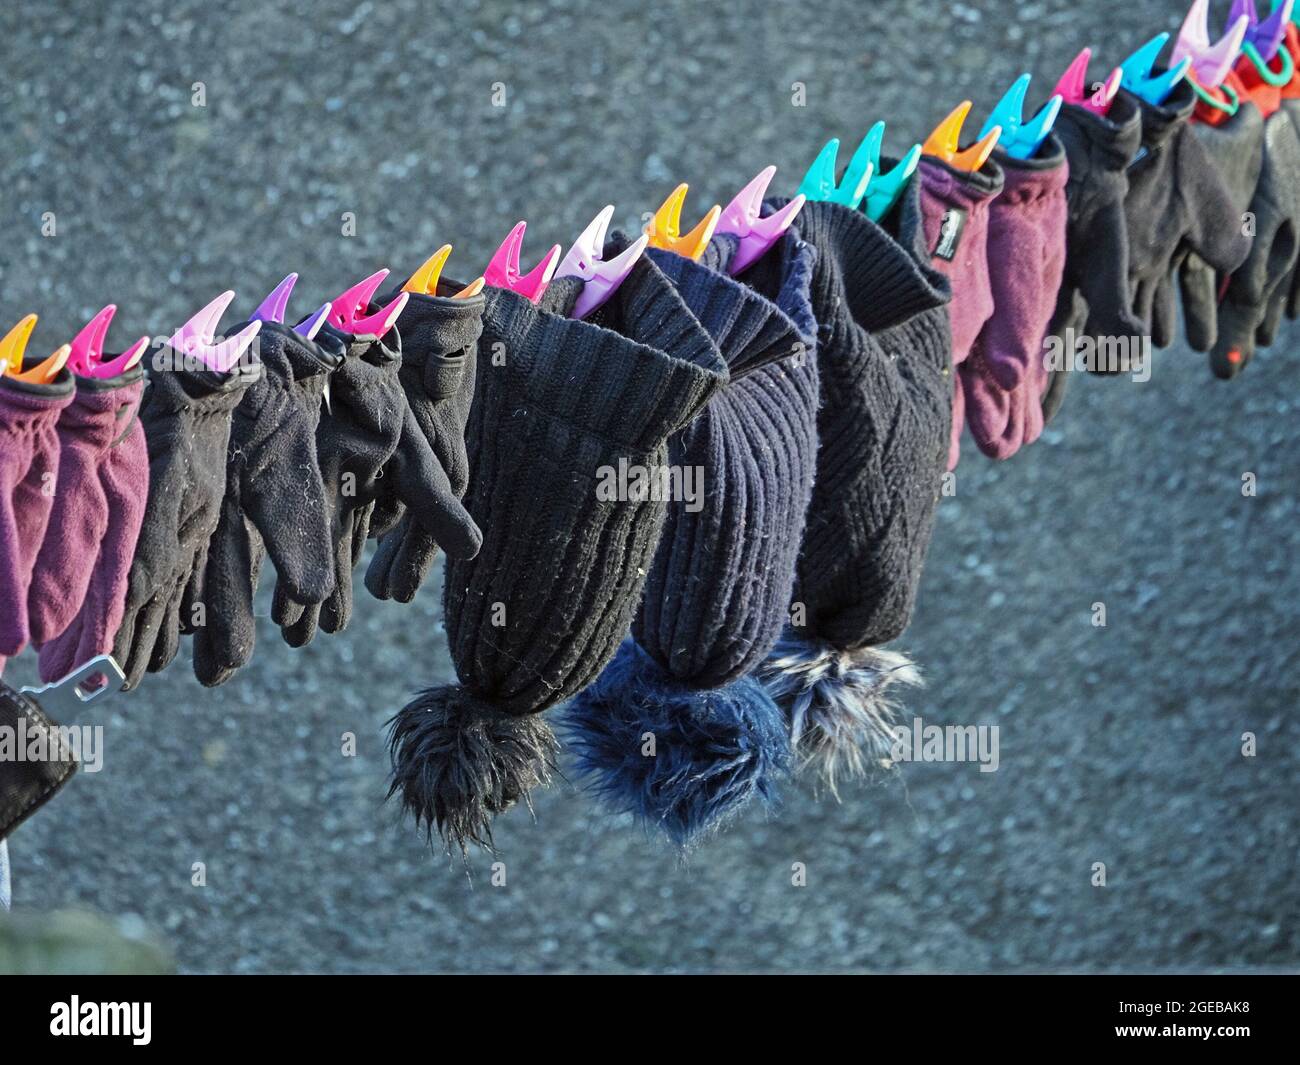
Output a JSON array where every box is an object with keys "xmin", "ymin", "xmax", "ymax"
[
  {"xmin": 1120, "ymin": 32, "xmax": 1193, "ymax": 105},
  {"xmin": 797, "ymin": 135, "xmax": 874, "ymax": 209},
  {"xmin": 857, "ymin": 120, "xmax": 922, "ymax": 222},
  {"xmin": 979, "ymin": 74, "xmax": 1063, "ymax": 159}
]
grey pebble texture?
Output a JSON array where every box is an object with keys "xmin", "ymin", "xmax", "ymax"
[{"xmin": 0, "ymin": 0, "xmax": 1296, "ymax": 973}]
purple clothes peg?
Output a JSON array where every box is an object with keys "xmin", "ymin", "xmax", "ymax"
[
  {"xmin": 252, "ymin": 273, "xmax": 331, "ymax": 340},
  {"xmin": 1233, "ymin": 0, "xmax": 1292, "ymax": 62},
  {"xmin": 326, "ymin": 271, "xmax": 408, "ymax": 337},
  {"xmin": 715, "ymin": 166, "xmax": 807, "ymax": 275},
  {"xmin": 169, "ymin": 291, "xmax": 264, "ymax": 374},
  {"xmin": 1174, "ymin": 0, "xmax": 1250, "ymax": 87},
  {"xmin": 484, "ymin": 221, "xmax": 561, "ymax": 303},
  {"xmin": 555, "ymin": 206, "xmax": 648, "ymax": 318}
]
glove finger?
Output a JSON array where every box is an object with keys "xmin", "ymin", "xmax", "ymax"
[
  {"xmin": 192, "ymin": 497, "xmax": 261, "ymax": 687},
  {"xmin": 1209, "ymin": 301, "xmax": 1259, "ymax": 380},
  {"xmin": 1151, "ymin": 274, "xmax": 1176, "ymax": 351},
  {"xmin": 319, "ymin": 515, "xmax": 357, "ymax": 635},
  {"xmin": 118, "ymin": 587, "xmax": 170, "ymax": 690},
  {"xmin": 365, "ymin": 517, "xmax": 442, "ymax": 604},
  {"xmin": 146, "ymin": 578, "xmax": 189, "ymax": 677},
  {"xmin": 281, "ymin": 602, "xmax": 321, "ymax": 649},
  {"xmin": 1178, "ymin": 256, "xmax": 1220, "ymax": 353}
]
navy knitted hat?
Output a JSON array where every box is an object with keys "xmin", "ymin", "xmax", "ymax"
[
  {"xmin": 566, "ymin": 225, "xmax": 819, "ymax": 845},
  {"xmin": 387, "ymin": 263, "xmax": 726, "ymax": 852},
  {"xmin": 756, "ymin": 172, "xmax": 953, "ymax": 793}
]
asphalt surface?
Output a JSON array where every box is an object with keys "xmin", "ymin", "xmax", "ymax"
[{"xmin": 1, "ymin": 0, "xmax": 1297, "ymax": 973}]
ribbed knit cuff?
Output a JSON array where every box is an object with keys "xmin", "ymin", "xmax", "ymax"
[{"xmin": 482, "ymin": 275, "xmax": 726, "ymax": 452}]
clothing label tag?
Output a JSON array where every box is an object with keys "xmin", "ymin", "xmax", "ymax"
[
  {"xmin": 933, "ymin": 207, "xmax": 968, "ymax": 262},
  {"xmin": 1127, "ymin": 145, "xmax": 1151, "ymax": 173}
]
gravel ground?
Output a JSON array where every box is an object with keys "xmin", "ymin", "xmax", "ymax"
[{"xmin": 1, "ymin": 0, "xmax": 1297, "ymax": 973}]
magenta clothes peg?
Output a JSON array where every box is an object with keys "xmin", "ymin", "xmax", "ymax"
[
  {"xmin": 66, "ymin": 305, "xmax": 150, "ymax": 379},
  {"xmin": 252, "ymin": 273, "xmax": 332, "ymax": 340},
  {"xmin": 484, "ymin": 221, "xmax": 561, "ymax": 303},
  {"xmin": 980, "ymin": 74, "xmax": 1063, "ymax": 159},
  {"xmin": 1174, "ymin": 0, "xmax": 1250, "ymax": 87},
  {"xmin": 1232, "ymin": 0, "xmax": 1292, "ymax": 62},
  {"xmin": 1120, "ymin": 33, "xmax": 1194, "ymax": 105},
  {"xmin": 326, "ymin": 270, "xmax": 409, "ymax": 337},
  {"xmin": 555, "ymin": 206, "xmax": 648, "ymax": 318},
  {"xmin": 1055, "ymin": 48, "xmax": 1123, "ymax": 115},
  {"xmin": 168, "ymin": 291, "xmax": 263, "ymax": 374},
  {"xmin": 715, "ymin": 167, "xmax": 806, "ymax": 275}
]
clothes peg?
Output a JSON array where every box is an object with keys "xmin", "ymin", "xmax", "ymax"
[
  {"xmin": 401, "ymin": 245, "xmax": 486, "ymax": 300},
  {"xmin": 1054, "ymin": 48, "xmax": 1124, "ymax": 115},
  {"xmin": 484, "ymin": 221, "xmax": 562, "ymax": 301},
  {"xmin": 326, "ymin": 270, "xmax": 409, "ymax": 336},
  {"xmin": 980, "ymin": 74, "xmax": 1063, "ymax": 159},
  {"xmin": 1174, "ymin": 0, "xmax": 1250, "ymax": 87},
  {"xmin": 923, "ymin": 101, "xmax": 1002, "ymax": 172},
  {"xmin": 1120, "ymin": 33, "xmax": 1193, "ymax": 105},
  {"xmin": 714, "ymin": 168, "xmax": 805, "ymax": 275},
  {"xmin": 66, "ymin": 305, "xmax": 150, "ymax": 379},
  {"xmin": 0, "ymin": 315, "xmax": 71, "ymax": 384},
  {"xmin": 554, "ymin": 206, "xmax": 648, "ymax": 317},
  {"xmin": 797, "ymin": 134, "xmax": 875, "ymax": 209},
  {"xmin": 643, "ymin": 185, "xmax": 721, "ymax": 261},
  {"xmin": 169, "ymin": 291, "xmax": 263, "ymax": 374},
  {"xmin": 1233, "ymin": 0, "xmax": 1293, "ymax": 63},
  {"xmin": 250, "ymin": 273, "xmax": 331, "ymax": 341},
  {"xmin": 857, "ymin": 122, "xmax": 922, "ymax": 222},
  {"xmin": 1271, "ymin": 0, "xmax": 1300, "ymax": 26}
]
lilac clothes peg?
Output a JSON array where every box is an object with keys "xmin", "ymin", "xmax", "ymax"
[
  {"xmin": 554, "ymin": 206, "xmax": 648, "ymax": 318},
  {"xmin": 1174, "ymin": 0, "xmax": 1250, "ymax": 87},
  {"xmin": 714, "ymin": 166, "xmax": 806, "ymax": 275},
  {"xmin": 1233, "ymin": 0, "xmax": 1292, "ymax": 63},
  {"xmin": 326, "ymin": 270, "xmax": 408, "ymax": 337},
  {"xmin": 484, "ymin": 221, "xmax": 561, "ymax": 303},
  {"xmin": 169, "ymin": 291, "xmax": 264, "ymax": 374},
  {"xmin": 251, "ymin": 272, "xmax": 331, "ymax": 339}
]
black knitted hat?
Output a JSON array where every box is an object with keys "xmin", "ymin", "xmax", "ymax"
[
  {"xmin": 754, "ymin": 172, "xmax": 953, "ymax": 791},
  {"xmin": 565, "ymin": 227, "xmax": 819, "ymax": 845},
  {"xmin": 387, "ymin": 262, "xmax": 726, "ymax": 852}
]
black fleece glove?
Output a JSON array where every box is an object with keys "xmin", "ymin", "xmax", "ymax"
[
  {"xmin": 112, "ymin": 355, "xmax": 260, "ymax": 689},
  {"xmin": 363, "ymin": 291, "xmax": 482, "ymax": 603},
  {"xmin": 191, "ymin": 322, "xmax": 340, "ymax": 686},
  {"xmin": 1210, "ymin": 106, "xmax": 1300, "ymax": 377},
  {"xmin": 1120, "ymin": 78, "xmax": 1253, "ymax": 352},
  {"xmin": 1171, "ymin": 102, "xmax": 1266, "ymax": 352}
]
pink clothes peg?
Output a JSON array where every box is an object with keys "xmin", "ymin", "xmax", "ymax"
[
  {"xmin": 251, "ymin": 273, "xmax": 331, "ymax": 340},
  {"xmin": 1232, "ymin": 0, "xmax": 1292, "ymax": 62},
  {"xmin": 66, "ymin": 305, "xmax": 150, "ymax": 379},
  {"xmin": 168, "ymin": 291, "xmax": 263, "ymax": 374},
  {"xmin": 1055, "ymin": 48, "xmax": 1124, "ymax": 115},
  {"xmin": 484, "ymin": 221, "xmax": 562, "ymax": 303},
  {"xmin": 715, "ymin": 166, "xmax": 805, "ymax": 275},
  {"xmin": 326, "ymin": 270, "xmax": 409, "ymax": 337},
  {"xmin": 1174, "ymin": 0, "xmax": 1250, "ymax": 87},
  {"xmin": 555, "ymin": 206, "xmax": 648, "ymax": 318}
]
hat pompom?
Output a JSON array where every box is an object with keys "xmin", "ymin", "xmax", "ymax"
[
  {"xmin": 566, "ymin": 640, "xmax": 790, "ymax": 846},
  {"xmin": 758, "ymin": 636, "xmax": 922, "ymax": 795},
  {"xmin": 387, "ymin": 685, "xmax": 558, "ymax": 852}
]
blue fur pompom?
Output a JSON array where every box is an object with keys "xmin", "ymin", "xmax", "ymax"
[{"xmin": 565, "ymin": 640, "xmax": 791, "ymax": 845}]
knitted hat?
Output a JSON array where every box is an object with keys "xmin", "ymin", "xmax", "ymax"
[
  {"xmin": 28, "ymin": 368, "xmax": 148, "ymax": 683},
  {"xmin": 961, "ymin": 136, "xmax": 1069, "ymax": 461},
  {"xmin": 565, "ymin": 229, "xmax": 819, "ymax": 845},
  {"xmin": 754, "ymin": 175, "xmax": 953, "ymax": 790},
  {"xmin": 0, "ymin": 368, "xmax": 75, "ymax": 673},
  {"xmin": 918, "ymin": 153, "xmax": 1004, "ymax": 468},
  {"xmin": 387, "ymin": 262, "xmax": 726, "ymax": 852},
  {"xmin": 1040, "ymin": 93, "xmax": 1144, "ymax": 422}
]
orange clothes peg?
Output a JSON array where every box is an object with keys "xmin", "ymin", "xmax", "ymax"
[
  {"xmin": 644, "ymin": 183, "xmax": 721, "ymax": 261},
  {"xmin": 923, "ymin": 101, "xmax": 1002, "ymax": 172},
  {"xmin": 402, "ymin": 244, "xmax": 486, "ymax": 299},
  {"xmin": 0, "ymin": 316, "xmax": 71, "ymax": 384}
]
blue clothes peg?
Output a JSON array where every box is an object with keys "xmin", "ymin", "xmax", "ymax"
[
  {"xmin": 797, "ymin": 134, "xmax": 874, "ymax": 209},
  {"xmin": 979, "ymin": 74, "xmax": 1063, "ymax": 160},
  {"xmin": 858, "ymin": 120, "xmax": 922, "ymax": 222},
  {"xmin": 1120, "ymin": 32, "xmax": 1193, "ymax": 105}
]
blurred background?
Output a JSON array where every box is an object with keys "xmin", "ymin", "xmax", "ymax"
[{"xmin": 0, "ymin": 0, "xmax": 1296, "ymax": 973}]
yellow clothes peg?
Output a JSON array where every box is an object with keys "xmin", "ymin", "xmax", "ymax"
[
  {"xmin": 644, "ymin": 183, "xmax": 721, "ymax": 261},
  {"xmin": 923, "ymin": 101, "xmax": 1002, "ymax": 173},
  {"xmin": 402, "ymin": 244, "xmax": 486, "ymax": 299},
  {"xmin": 0, "ymin": 315, "xmax": 70, "ymax": 384}
]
